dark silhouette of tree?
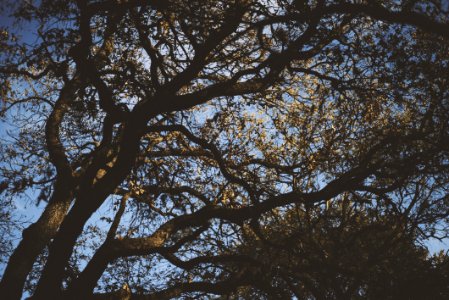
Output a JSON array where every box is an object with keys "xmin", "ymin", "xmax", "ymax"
[
  {"xmin": 0, "ymin": 0, "xmax": 449, "ymax": 299},
  {"xmin": 225, "ymin": 197, "xmax": 449, "ymax": 299}
]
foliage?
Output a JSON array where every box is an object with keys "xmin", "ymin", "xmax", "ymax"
[
  {"xmin": 0, "ymin": 0, "xmax": 449, "ymax": 299},
  {"xmin": 230, "ymin": 200, "xmax": 449, "ymax": 299}
]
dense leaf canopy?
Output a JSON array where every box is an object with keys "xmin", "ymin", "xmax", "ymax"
[{"xmin": 1, "ymin": 0, "xmax": 449, "ymax": 299}]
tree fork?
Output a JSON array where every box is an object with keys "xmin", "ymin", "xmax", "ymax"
[{"xmin": 32, "ymin": 117, "xmax": 146, "ymax": 299}]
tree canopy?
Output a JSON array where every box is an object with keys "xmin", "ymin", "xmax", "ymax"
[{"xmin": 1, "ymin": 0, "xmax": 449, "ymax": 299}]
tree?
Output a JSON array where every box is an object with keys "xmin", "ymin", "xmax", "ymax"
[
  {"xmin": 0, "ymin": 0, "xmax": 449, "ymax": 299},
  {"xmin": 227, "ymin": 196, "xmax": 449, "ymax": 299}
]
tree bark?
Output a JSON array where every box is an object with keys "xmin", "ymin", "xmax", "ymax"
[
  {"xmin": 0, "ymin": 181, "xmax": 73, "ymax": 300},
  {"xmin": 32, "ymin": 116, "xmax": 146, "ymax": 299},
  {"xmin": 0, "ymin": 79, "xmax": 79, "ymax": 300}
]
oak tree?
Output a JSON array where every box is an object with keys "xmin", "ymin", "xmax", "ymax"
[{"xmin": 1, "ymin": 0, "xmax": 449, "ymax": 299}]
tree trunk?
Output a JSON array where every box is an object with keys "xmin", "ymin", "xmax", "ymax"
[
  {"xmin": 32, "ymin": 118, "xmax": 145, "ymax": 299},
  {"xmin": 0, "ymin": 182, "xmax": 73, "ymax": 300}
]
